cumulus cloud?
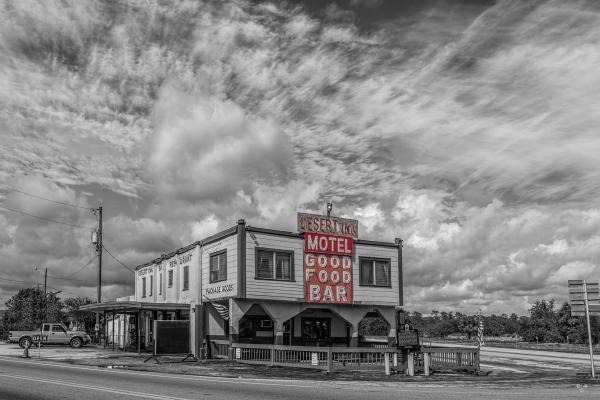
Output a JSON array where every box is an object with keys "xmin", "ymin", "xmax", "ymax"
[
  {"xmin": 2, "ymin": 0, "xmax": 600, "ymax": 314},
  {"xmin": 149, "ymin": 84, "xmax": 291, "ymax": 201}
]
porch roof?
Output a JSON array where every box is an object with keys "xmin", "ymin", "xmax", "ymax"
[{"xmin": 80, "ymin": 301, "xmax": 190, "ymax": 313}]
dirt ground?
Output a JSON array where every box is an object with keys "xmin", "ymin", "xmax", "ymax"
[{"xmin": 0, "ymin": 342, "xmax": 596, "ymax": 388}]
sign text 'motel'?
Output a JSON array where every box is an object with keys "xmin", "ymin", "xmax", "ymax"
[{"xmin": 304, "ymin": 233, "xmax": 353, "ymax": 255}]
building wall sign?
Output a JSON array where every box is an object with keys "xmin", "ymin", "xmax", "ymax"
[
  {"xmin": 304, "ymin": 253, "xmax": 353, "ymax": 304},
  {"xmin": 205, "ymin": 284, "xmax": 234, "ymax": 295},
  {"xmin": 304, "ymin": 233, "xmax": 353, "ymax": 255},
  {"xmin": 297, "ymin": 213, "xmax": 358, "ymax": 239},
  {"xmin": 303, "ymin": 227, "xmax": 354, "ymax": 304}
]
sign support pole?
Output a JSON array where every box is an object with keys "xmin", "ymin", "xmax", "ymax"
[{"xmin": 584, "ymin": 280, "xmax": 595, "ymax": 378}]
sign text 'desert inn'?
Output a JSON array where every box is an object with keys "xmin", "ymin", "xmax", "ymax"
[{"xmin": 297, "ymin": 213, "xmax": 358, "ymax": 239}]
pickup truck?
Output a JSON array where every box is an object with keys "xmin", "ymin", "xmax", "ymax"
[{"xmin": 8, "ymin": 323, "xmax": 91, "ymax": 348}]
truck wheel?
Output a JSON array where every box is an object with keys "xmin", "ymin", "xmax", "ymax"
[
  {"xmin": 19, "ymin": 337, "xmax": 31, "ymax": 349},
  {"xmin": 70, "ymin": 337, "xmax": 83, "ymax": 348}
]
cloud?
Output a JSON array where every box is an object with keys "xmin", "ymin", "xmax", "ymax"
[
  {"xmin": 149, "ymin": 83, "xmax": 291, "ymax": 202},
  {"xmin": 3, "ymin": 0, "xmax": 600, "ymax": 315}
]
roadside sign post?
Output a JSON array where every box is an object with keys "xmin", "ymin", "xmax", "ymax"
[
  {"xmin": 583, "ymin": 281, "xmax": 595, "ymax": 379},
  {"xmin": 568, "ymin": 280, "xmax": 599, "ymax": 378}
]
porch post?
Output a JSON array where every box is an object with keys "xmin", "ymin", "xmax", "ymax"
[
  {"xmin": 112, "ymin": 311, "xmax": 115, "ymax": 351},
  {"xmin": 137, "ymin": 310, "xmax": 141, "ymax": 355},
  {"xmin": 103, "ymin": 310, "xmax": 107, "ymax": 348},
  {"xmin": 349, "ymin": 324, "xmax": 359, "ymax": 347},
  {"xmin": 274, "ymin": 320, "xmax": 285, "ymax": 346}
]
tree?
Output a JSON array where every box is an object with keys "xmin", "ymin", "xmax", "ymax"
[
  {"xmin": 3, "ymin": 288, "xmax": 63, "ymax": 333},
  {"xmin": 63, "ymin": 297, "xmax": 96, "ymax": 332},
  {"xmin": 556, "ymin": 302, "xmax": 587, "ymax": 344},
  {"xmin": 523, "ymin": 299, "xmax": 562, "ymax": 343}
]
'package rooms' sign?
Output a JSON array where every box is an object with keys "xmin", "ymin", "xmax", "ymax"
[{"xmin": 300, "ymin": 214, "xmax": 355, "ymax": 304}]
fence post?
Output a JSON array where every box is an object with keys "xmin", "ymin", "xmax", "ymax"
[
  {"xmin": 327, "ymin": 347, "xmax": 333, "ymax": 373},
  {"xmin": 475, "ymin": 350, "xmax": 480, "ymax": 373},
  {"xmin": 384, "ymin": 352, "xmax": 391, "ymax": 376},
  {"xmin": 270, "ymin": 346, "xmax": 275, "ymax": 367},
  {"xmin": 407, "ymin": 352, "xmax": 415, "ymax": 376},
  {"xmin": 457, "ymin": 351, "xmax": 462, "ymax": 367},
  {"xmin": 423, "ymin": 352, "xmax": 430, "ymax": 376},
  {"xmin": 393, "ymin": 352, "xmax": 398, "ymax": 368}
]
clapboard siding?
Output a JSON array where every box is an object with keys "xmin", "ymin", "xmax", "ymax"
[
  {"xmin": 353, "ymin": 245, "xmax": 399, "ymax": 306},
  {"xmin": 245, "ymin": 232, "xmax": 304, "ymax": 301},
  {"xmin": 201, "ymin": 235, "xmax": 238, "ymax": 300},
  {"xmin": 245, "ymin": 232, "xmax": 399, "ymax": 306}
]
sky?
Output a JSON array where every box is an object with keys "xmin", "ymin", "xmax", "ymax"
[{"xmin": 1, "ymin": 0, "xmax": 599, "ymax": 315}]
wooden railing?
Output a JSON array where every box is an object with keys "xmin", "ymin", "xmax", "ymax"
[
  {"xmin": 213, "ymin": 341, "xmax": 479, "ymax": 375},
  {"xmin": 419, "ymin": 347, "xmax": 479, "ymax": 375},
  {"xmin": 209, "ymin": 339, "xmax": 231, "ymax": 359},
  {"xmin": 230, "ymin": 343, "xmax": 400, "ymax": 373}
]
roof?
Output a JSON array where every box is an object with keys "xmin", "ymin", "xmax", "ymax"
[{"xmin": 80, "ymin": 301, "xmax": 190, "ymax": 313}]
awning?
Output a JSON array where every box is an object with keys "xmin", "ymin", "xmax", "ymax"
[{"xmin": 80, "ymin": 301, "xmax": 190, "ymax": 313}]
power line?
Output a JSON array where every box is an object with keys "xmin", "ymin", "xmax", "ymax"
[
  {"xmin": 102, "ymin": 245, "xmax": 134, "ymax": 273},
  {"xmin": 70, "ymin": 257, "xmax": 96, "ymax": 277},
  {"xmin": 47, "ymin": 274, "xmax": 96, "ymax": 284},
  {"xmin": 1, "ymin": 185, "xmax": 93, "ymax": 211},
  {"xmin": 0, "ymin": 204, "xmax": 89, "ymax": 229},
  {"xmin": 0, "ymin": 276, "xmax": 83, "ymax": 297}
]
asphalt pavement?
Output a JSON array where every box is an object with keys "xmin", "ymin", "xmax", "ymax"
[{"xmin": 0, "ymin": 355, "xmax": 597, "ymax": 400}]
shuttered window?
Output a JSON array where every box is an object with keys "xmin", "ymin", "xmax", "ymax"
[
  {"xmin": 141, "ymin": 277, "xmax": 146, "ymax": 298},
  {"xmin": 183, "ymin": 265, "xmax": 189, "ymax": 291},
  {"xmin": 168, "ymin": 270, "xmax": 173, "ymax": 287},
  {"xmin": 359, "ymin": 257, "xmax": 391, "ymax": 287},
  {"xmin": 210, "ymin": 251, "xmax": 227, "ymax": 283},
  {"xmin": 256, "ymin": 249, "xmax": 293, "ymax": 281},
  {"xmin": 149, "ymin": 275, "xmax": 153, "ymax": 296}
]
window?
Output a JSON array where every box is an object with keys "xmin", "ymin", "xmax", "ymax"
[
  {"xmin": 142, "ymin": 277, "xmax": 147, "ymax": 298},
  {"xmin": 168, "ymin": 270, "xmax": 173, "ymax": 287},
  {"xmin": 183, "ymin": 265, "xmax": 189, "ymax": 291},
  {"xmin": 359, "ymin": 257, "xmax": 391, "ymax": 287},
  {"xmin": 256, "ymin": 249, "xmax": 293, "ymax": 281},
  {"xmin": 52, "ymin": 325, "xmax": 65, "ymax": 333},
  {"xmin": 210, "ymin": 250, "xmax": 227, "ymax": 283},
  {"xmin": 149, "ymin": 275, "xmax": 153, "ymax": 296},
  {"xmin": 159, "ymin": 273, "xmax": 162, "ymax": 295}
]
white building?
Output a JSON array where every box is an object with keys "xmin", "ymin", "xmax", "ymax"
[{"xmin": 87, "ymin": 215, "xmax": 404, "ymax": 357}]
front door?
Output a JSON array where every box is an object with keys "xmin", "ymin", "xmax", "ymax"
[{"xmin": 50, "ymin": 324, "xmax": 68, "ymax": 344}]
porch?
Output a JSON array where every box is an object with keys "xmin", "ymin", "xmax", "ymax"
[{"xmin": 81, "ymin": 301, "xmax": 191, "ymax": 355}]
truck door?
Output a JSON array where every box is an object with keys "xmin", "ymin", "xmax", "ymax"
[
  {"xmin": 50, "ymin": 324, "xmax": 68, "ymax": 344},
  {"xmin": 41, "ymin": 324, "xmax": 51, "ymax": 343}
]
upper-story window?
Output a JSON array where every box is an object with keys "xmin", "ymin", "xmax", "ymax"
[
  {"xmin": 149, "ymin": 275, "xmax": 153, "ymax": 296},
  {"xmin": 359, "ymin": 257, "xmax": 391, "ymax": 287},
  {"xmin": 168, "ymin": 270, "xmax": 173, "ymax": 287},
  {"xmin": 183, "ymin": 265, "xmax": 189, "ymax": 291},
  {"xmin": 159, "ymin": 272, "xmax": 163, "ymax": 295},
  {"xmin": 256, "ymin": 248, "xmax": 293, "ymax": 281},
  {"xmin": 210, "ymin": 250, "xmax": 227, "ymax": 283},
  {"xmin": 142, "ymin": 277, "xmax": 147, "ymax": 298}
]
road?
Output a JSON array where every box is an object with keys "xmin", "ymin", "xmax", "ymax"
[{"xmin": 0, "ymin": 355, "xmax": 596, "ymax": 400}]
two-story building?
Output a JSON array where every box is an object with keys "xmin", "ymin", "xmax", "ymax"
[{"xmin": 87, "ymin": 213, "xmax": 403, "ymax": 357}]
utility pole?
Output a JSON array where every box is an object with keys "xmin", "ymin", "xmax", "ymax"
[
  {"xmin": 92, "ymin": 206, "xmax": 103, "ymax": 343},
  {"xmin": 43, "ymin": 267, "xmax": 47, "ymax": 321}
]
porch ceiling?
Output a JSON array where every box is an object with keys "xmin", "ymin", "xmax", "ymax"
[{"xmin": 80, "ymin": 301, "xmax": 190, "ymax": 313}]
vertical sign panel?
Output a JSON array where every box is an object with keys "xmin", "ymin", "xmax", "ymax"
[{"xmin": 303, "ymin": 242, "xmax": 353, "ymax": 304}]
